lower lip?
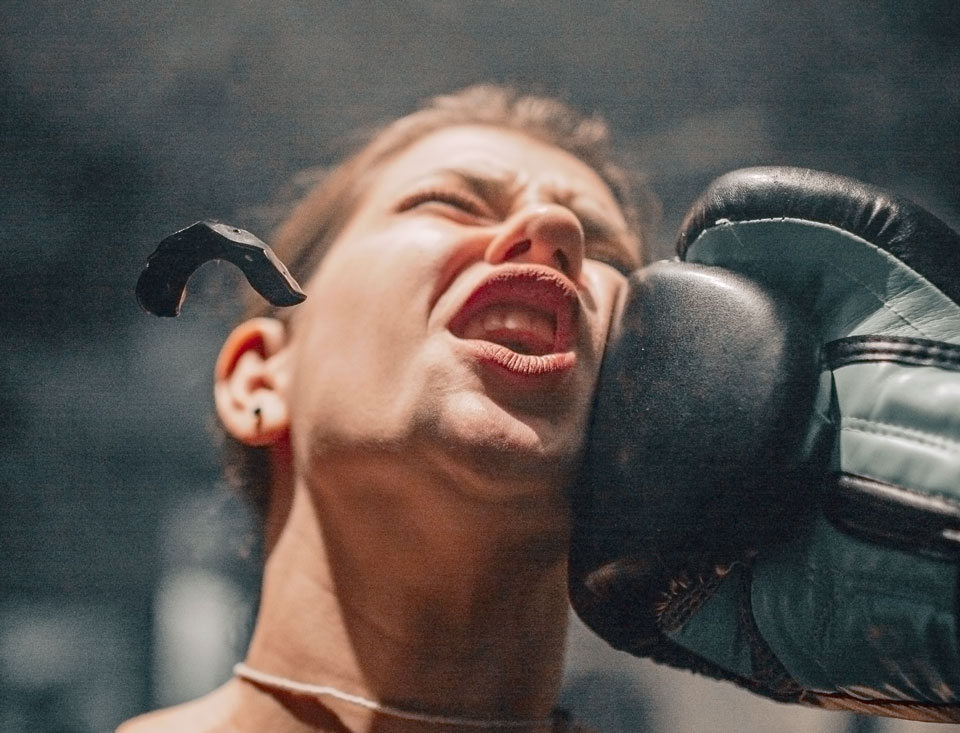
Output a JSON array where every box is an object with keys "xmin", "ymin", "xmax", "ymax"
[{"xmin": 460, "ymin": 339, "xmax": 576, "ymax": 377}]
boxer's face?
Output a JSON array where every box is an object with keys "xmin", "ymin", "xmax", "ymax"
[{"xmin": 286, "ymin": 125, "xmax": 635, "ymax": 501}]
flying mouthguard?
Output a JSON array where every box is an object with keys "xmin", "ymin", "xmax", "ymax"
[{"xmin": 136, "ymin": 220, "xmax": 306, "ymax": 317}]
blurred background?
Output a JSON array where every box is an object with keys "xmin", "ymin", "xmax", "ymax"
[{"xmin": 2, "ymin": 1, "xmax": 959, "ymax": 731}]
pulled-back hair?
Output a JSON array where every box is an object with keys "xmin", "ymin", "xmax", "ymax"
[{"xmin": 225, "ymin": 84, "xmax": 658, "ymax": 517}]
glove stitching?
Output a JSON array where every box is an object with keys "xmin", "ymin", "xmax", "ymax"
[
  {"xmin": 707, "ymin": 219, "xmax": 940, "ymax": 339},
  {"xmin": 655, "ymin": 568, "xmax": 725, "ymax": 632},
  {"xmin": 837, "ymin": 336, "xmax": 960, "ymax": 355},
  {"xmin": 842, "ymin": 416, "xmax": 960, "ymax": 454},
  {"xmin": 828, "ymin": 267, "xmax": 933, "ymax": 339},
  {"xmin": 835, "ymin": 471, "xmax": 960, "ymax": 516},
  {"xmin": 825, "ymin": 335, "xmax": 960, "ymax": 371},
  {"xmin": 737, "ymin": 564, "xmax": 806, "ymax": 699}
]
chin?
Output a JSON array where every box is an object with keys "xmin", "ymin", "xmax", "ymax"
[{"xmin": 422, "ymin": 391, "xmax": 581, "ymax": 502}]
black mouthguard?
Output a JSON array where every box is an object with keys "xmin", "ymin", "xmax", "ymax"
[{"xmin": 136, "ymin": 220, "xmax": 306, "ymax": 317}]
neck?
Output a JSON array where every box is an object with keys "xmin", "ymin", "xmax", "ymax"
[{"xmin": 241, "ymin": 458, "xmax": 572, "ymax": 732}]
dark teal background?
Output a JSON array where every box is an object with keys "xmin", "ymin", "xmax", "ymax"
[{"xmin": 2, "ymin": 2, "xmax": 957, "ymax": 730}]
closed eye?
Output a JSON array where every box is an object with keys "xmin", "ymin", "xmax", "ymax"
[
  {"xmin": 580, "ymin": 216, "xmax": 642, "ymax": 273},
  {"xmin": 396, "ymin": 188, "xmax": 495, "ymax": 221},
  {"xmin": 585, "ymin": 237, "xmax": 641, "ymax": 274}
]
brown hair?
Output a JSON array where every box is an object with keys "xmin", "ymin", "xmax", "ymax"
[{"xmin": 225, "ymin": 84, "xmax": 659, "ymax": 516}]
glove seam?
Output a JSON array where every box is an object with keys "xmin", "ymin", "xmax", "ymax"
[
  {"xmin": 825, "ymin": 335, "xmax": 960, "ymax": 371},
  {"xmin": 841, "ymin": 416, "xmax": 960, "ymax": 454},
  {"xmin": 701, "ymin": 218, "xmax": 942, "ymax": 339},
  {"xmin": 822, "ymin": 251, "xmax": 932, "ymax": 338}
]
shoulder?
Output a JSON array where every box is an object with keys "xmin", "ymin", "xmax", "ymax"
[
  {"xmin": 555, "ymin": 723, "xmax": 596, "ymax": 733},
  {"xmin": 552, "ymin": 710, "xmax": 597, "ymax": 733},
  {"xmin": 116, "ymin": 708, "xmax": 185, "ymax": 733},
  {"xmin": 116, "ymin": 682, "xmax": 239, "ymax": 732}
]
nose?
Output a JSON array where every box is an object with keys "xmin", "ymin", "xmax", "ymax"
[{"xmin": 484, "ymin": 203, "xmax": 585, "ymax": 280}]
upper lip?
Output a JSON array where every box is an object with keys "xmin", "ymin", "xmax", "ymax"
[{"xmin": 447, "ymin": 266, "xmax": 579, "ymax": 353}]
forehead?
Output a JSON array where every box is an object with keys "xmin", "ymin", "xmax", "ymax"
[{"xmin": 370, "ymin": 125, "xmax": 625, "ymax": 215}]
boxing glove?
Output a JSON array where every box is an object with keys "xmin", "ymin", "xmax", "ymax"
[{"xmin": 571, "ymin": 167, "xmax": 960, "ymax": 722}]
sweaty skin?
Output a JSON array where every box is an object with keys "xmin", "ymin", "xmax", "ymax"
[{"xmin": 121, "ymin": 125, "xmax": 634, "ymax": 733}]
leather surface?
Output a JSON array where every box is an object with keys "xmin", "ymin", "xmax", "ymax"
[
  {"xmin": 833, "ymin": 361, "xmax": 960, "ymax": 498},
  {"xmin": 752, "ymin": 515, "xmax": 960, "ymax": 702},
  {"xmin": 825, "ymin": 335, "xmax": 960, "ymax": 372},
  {"xmin": 570, "ymin": 260, "xmax": 820, "ymax": 652},
  {"xmin": 571, "ymin": 166, "xmax": 960, "ymax": 719},
  {"xmin": 826, "ymin": 474, "xmax": 960, "ymax": 560},
  {"xmin": 573, "ymin": 261, "xmax": 819, "ymax": 561},
  {"xmin": 676, "ymin": 167, "xmax": 960, "ymax": 306},
  {"xmin": 685, "ymin": 219, "xmax": 960, "ymax": 343}
]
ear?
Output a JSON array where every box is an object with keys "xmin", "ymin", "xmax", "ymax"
[{"xmin": 214, "ymin": 317, "xmax": 291, "ymax": 447}]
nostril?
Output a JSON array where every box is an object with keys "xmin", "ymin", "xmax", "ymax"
[
  {"xmin": 503, "ymin": 240, "xmax": 531, "ymax": 260},
  {"xmin": 555, "ymin": 249, "xmax": 570, "ymax": 276}
]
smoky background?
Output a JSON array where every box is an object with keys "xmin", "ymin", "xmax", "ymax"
[{"xmin": 1, "ymin": 2, "xmax": 958, "ymax": 731}]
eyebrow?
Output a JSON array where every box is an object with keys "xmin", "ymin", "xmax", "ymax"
[
  {"xmin": 422, "ymin": 166, "xmax": 638, "ymax": 268},
  {"xmin": 576, "ymin": 207, "xmax": 622, "ymax": 243},
  {"xmin": 431, "ymin": 167, "xmax": 617, "ymax": 228},
  {"xmin": 429, "ymin": 166, "xmax": 521, "ymax": 207}
]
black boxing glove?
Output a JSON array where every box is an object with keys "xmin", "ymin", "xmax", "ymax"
[{"xmin": 571, "ymin": 167, "xmax": 960, "ymax": 722}]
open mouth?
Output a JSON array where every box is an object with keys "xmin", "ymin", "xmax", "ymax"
[
  {"xmin": 456, "ymin": 304, "xmax": 557, "ymax": 355},
  {"xmin": 448, "ymin": 268, "xmax": 578, "ymax": 375}
]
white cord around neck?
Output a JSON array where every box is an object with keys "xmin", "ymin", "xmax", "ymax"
[{"xmin": 233, "ymin": 662, "xmax": 557, "ymax": 729}]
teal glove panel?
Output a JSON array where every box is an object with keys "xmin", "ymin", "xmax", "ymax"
[
  {"xmin": 571, "ymin": 167, "xmax": 960, "ymax": 723},
  {"xmin": 686, "ymin": 219, "xmax": 960, "ymax": 343},
  {"xmin": 665, "ymin": 565, "xmax": 754, "ymax": 680},
  {"xmin": 751, "ymin": 516, "xmax": 960, "ymax": 701},
  {"xmin": 835, "ymin": 363, "xmax": 960, "ymax": 497}
]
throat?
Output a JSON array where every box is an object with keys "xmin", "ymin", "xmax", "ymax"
[{"xmin": 244, "ymin": 480, "xmax": 571, "ymax": 730}]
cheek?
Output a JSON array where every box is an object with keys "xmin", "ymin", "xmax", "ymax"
[
  {"xmin": 308, "ymin": 222, "xmax": 451, "ymax": 312},
  {"xmin": 581, "ymin": 264, "xmax": 628, "ymax": 354},
  {"xmin": 282, "ymin": 228, "xmax": 450, "ymax": 438}
]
